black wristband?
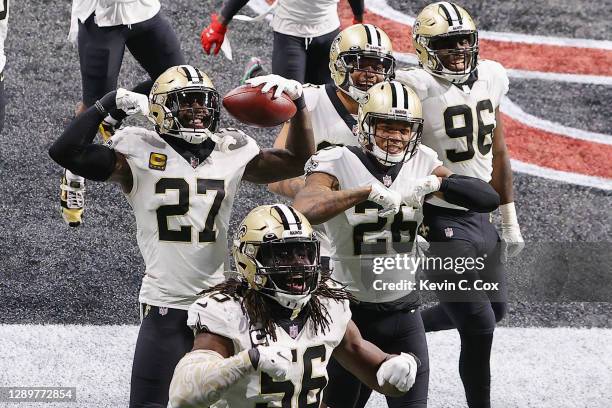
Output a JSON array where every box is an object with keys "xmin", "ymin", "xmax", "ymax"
[
  {"xmin": 294, "ymin": 95, "xmax": 306, "ymax": 111},
  {"xmin": 248, "ymin": 348, "xmax": 260, "ymax": 369},
  {"xmin": 439, "ymin": 176, "xmax": 450, "ymax": 192}
]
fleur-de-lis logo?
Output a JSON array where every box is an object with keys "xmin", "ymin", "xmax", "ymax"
[{"xmin": 419, "ymin": 224, "xmax": 430, "ymax": 237}]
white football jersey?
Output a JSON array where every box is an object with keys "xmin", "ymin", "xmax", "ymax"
[
  {"xmin": 272, "ymin": 0, "xmax": 340, "ymax": 37},
  {"xmin": 107, "ymin": 127, "xmax": 260, "ymax": 309},
  {"xmin": 307, "ymin": 146, "xmax": 442, "ymax": 303},
  {"xmin": 396, "ymin": 60, "xmax": 509, "ymax": 209},
  {"xmin": 0, "ymin": 0, "xmax": 8, "ymax": 73},
  {"xmin": 304, "ymin": 83, "xmax": 360, "ymax": 257},
  {"xmin": 187, "ymin": 290, "xmax": 351, "ymax": 407}
]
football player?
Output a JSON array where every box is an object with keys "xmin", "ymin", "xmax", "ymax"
[
  {"xmin": 201, "ymin": 0, "xmax": 365, "ymax": 84},
  {"xmin": 293, "ymin": 81, "xmax": 500, "ymax": 408},
  {"xmin": 268, "ymin": 23, "xmax": 396, "ymax": 271},
  {"xmin": 0, "ymin": 0, "xmax": 9, "ymax": 134},
  {"xmin": 395, "ymin": 3, "xmax": 524, "ymax": 407},
  {"xmin": 169, "ymin": 204, "xmax": 420, "ymax": 408},
  {"xmin": 61, "ymin": 0, "xmax": 186, "ymax": 227},
  {"xmin": 48, "ymin": 65, "xmax": 314, "ymax": 408}
]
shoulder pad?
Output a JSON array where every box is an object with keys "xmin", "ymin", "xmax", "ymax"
[
  {"xmin": 395, "ymin": 68, "xmax": 430, "ymax": 100},
  {"xmin": 216, "ymin": 128, "xmax": 253, "ymax": 151},
  {"xmin": 304, "ymin": 146, "xmax": 344, "ymax": 175},
  {"xmin": 187, "ymin": 292, "xmax": 246, "ymax": 338},
  {"xmin": 418, "ymin": 144, "xmax": 439, "ymax": 160},
  {"xmin": 105, "ymin": 126, "xmax": 161, "ymax": 153},
  {"xmin": 302, "ymin": 85, "xmax": 322, "ymax": 111},
  {"xmin": 312, "ymin": 145, "xmax": 344, "ymax": 161}
]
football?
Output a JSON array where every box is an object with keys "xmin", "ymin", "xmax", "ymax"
[{"xmin": 222, "ymin": 84, "xmax": 297, "ymax": 127}]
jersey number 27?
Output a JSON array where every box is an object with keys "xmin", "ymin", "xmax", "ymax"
[{"xmin": 155, "ymin": 178, "xmax": 225, "ymax": 243}]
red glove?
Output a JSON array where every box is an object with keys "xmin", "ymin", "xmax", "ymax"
[{"xmin": 200, "ymin": 14, "xmax": 228, "ymax": 55}]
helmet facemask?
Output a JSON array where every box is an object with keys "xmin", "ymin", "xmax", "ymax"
[
  {"xmin": 337, "ymin": 51, "xmax": 396, "ymax": 102},
  {"xmin": 154, "ymin": 86, "xmax": 220, "ymax": 144},
  {"xmin": 243, "ymin": 237, "xmax": 321, "ymax": 311},
  {"xmin": 360, "ymin": 114, "xmax": 423, "ymax": 166},
  {"xmin": 417, "ymin": 31, "xmax": 478, "ymax": 84}
]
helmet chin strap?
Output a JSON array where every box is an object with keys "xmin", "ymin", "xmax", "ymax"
[
  {"xmin": 173, "ymin": 128, "xmax": 214, "ymax": 144},
  {"xmin": 372, "ymin": 144, "xmax": 406, "ymax": 165},
  {"xmin": 261, "ymin": 289, "xmax": 311, "ymax": 314}
]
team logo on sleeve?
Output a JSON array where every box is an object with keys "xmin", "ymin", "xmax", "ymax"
[
  {"xmin": 149, "ymin": 152, "xmax": 167, "ymax": 171},
  {"xmin": 304, "ymin": 157, "xmax": 319, "ymax": 175}
]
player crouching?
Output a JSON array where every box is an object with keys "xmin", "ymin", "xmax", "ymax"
[{"xmin": 169, "ymin": 204, "xmax": 419, "ymax": 407}]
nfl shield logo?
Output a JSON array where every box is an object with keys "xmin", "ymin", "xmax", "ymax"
[
  {"xmin": 190, "ymin": 156, "xmax": 199, "ymax": 168},
  {"xmin": 383, "ymin": 175, "xmax": 392, "ymax": 187},
  {"xmin": 159, "ymin": 307, "xmax": 168, "ymax": 316},
  {"xmin": 289, "ymin": 324, "xmax": 299, "ymax": 339},
  {"xmin": 444, "ymin": 227, "xmax": 454, "ymax": 238}
]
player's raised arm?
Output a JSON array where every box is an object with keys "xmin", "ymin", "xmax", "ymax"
[
  {"xmin": 242, "ymin": 75, "xmax": 315, "ymax": 184},
  {"xmin": 200, "ymin": 0, "xmax": 250, "ymax": 56},
  {"xmin": 48, "ymin": 89, "xmax": 147, "ymax": 192},
  {"xmin": 331, "ymin": 320, "xmax": 419, "ymax": 398},
  {"xmin": 267, "ymin": 122, "xmax": 307, "ymax": 198}
]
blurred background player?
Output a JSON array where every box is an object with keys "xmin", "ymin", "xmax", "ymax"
[
  {"xmin": 201, "ymin": 0, "xmax": 365, "ymax": 85},
  {"xmin": 169, "ymin": 204, "xmax": 419, "ymax": 407},
  {"xmin": 49, "ymin": 65, "xmax": 314, "ymax": 408},
  {"xmin": 268, "ymin": 23, "xmax": 396, "ymax": 271},
  {"xmin": 0, "ymin": 0, "xmax": 9, "ymax": 134},
  {"xmin": 293, "ymin": 81, "xmax": 500, "ymax": 408},
  {"xmin": 396, "ymin": 2, "xmax": 524, "ymax": 407},
  {"xmin": 61, "ymin": 0, "xmax": 186, "ymax": 227}
]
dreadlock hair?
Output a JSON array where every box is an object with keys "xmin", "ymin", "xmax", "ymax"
[{"xmin": 200, "ymin": 271, "xmax": 354, "ymax": 342}]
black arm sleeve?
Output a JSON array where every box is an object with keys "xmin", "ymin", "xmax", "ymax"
[
  {"xmin": 439, "ymin": 174, "xmax": 500, "ymax": 213},
  {"xmin": 48, "ymin": 91, "xmax": 118, "ymax": 182},
  {"xmin": 220, "ymin": 0, "xmax": 250, "ymax": 22},
  {"xmin": 348, "ymin": 0, "xmax": 365, "ymax": 20},
  {"xmin": 108, "ymin": 80, "xmax": 154, "ymax": 122}
]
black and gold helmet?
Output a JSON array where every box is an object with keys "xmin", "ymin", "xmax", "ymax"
[
  {"xmin": 329, "ymin": 24, "xmax": 396, "ymax": 101},
  {"xmin": 413, "ymin": 2, "xmax": 478, "ymax": 84},
  {"xmin": 148, "ymin": 65, "xmax": 220, "ymax": 144},
  {"xmin": 358, "ymin": 81, "xmax": 424, "ymax": 165},
  {"xmin": 233, "ymin": 205, "xmax": 320, "ymax": 311}
]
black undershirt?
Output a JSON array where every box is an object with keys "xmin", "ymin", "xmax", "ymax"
[
  {"xmin": 346, "ymin": 145, "xmax": 403, "ymax": 185},
  {"xmin": 159, "ymin": 134, "xmax": 216, "ymax": 167}
]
